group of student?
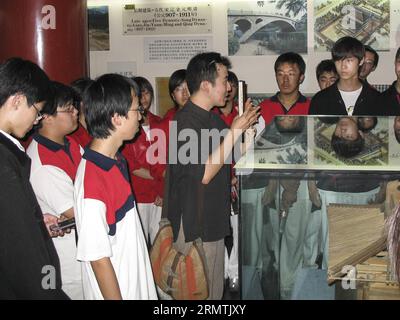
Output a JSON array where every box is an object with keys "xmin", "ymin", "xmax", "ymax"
[
  {"xmin": 242, "ymin": 36, "xmax": 400, "ymax": 299},
  {"xmin": 0, "ymin": 61, "xmax": 159, "ymax": 299},
  {"xmin": 1, "ymin": 34, "xmax": 400, "ymax": 300},
  {"xmin": 0, "ymin": 52, "xmax": 251, "ymax": 300}
]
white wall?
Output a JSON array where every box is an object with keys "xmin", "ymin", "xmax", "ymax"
[{"xmin": 88, "ymin": 0, "xmax": 400, "ymax": 114}]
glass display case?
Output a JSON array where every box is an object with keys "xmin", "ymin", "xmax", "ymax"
[{"xmin": 235, "ymin": 116, "xmax": 400, "ymax": 300}]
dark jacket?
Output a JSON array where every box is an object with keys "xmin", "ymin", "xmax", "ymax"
[
  {"xmin": 309, "ymin": 82, "xmax": 382, "ymax": 116},
  {"xmin": 380, "ymin": 81, "xmax": 400, "ymax": 115},
  {"xmin": 0, "ymin": 132, "xmax": 69, "ymax": 299},
  {"xmin": 309, "ymin": 83, "xmax": 383, "ymax": 192}
]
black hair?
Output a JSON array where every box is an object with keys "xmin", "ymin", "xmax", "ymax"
[
  {"xmin": 70, "ymin": 77, "xmax": 94, "ymax": 115},
  {"xmin": 357, "ymin": 117, "xmax": 377, "ymax": 133},
  {"xmin": 186, "ymin": 52, "xmax": 231, "ymax": 94},
  {"xmin": 41, "ymin": 81, "xmax": 80, "ymax": 116},
  {"xmin": 83, "ymin": 74, "xmax": 139, "ymax": 139},
  {"xmin": 168, "ymin": 69, "xmax": 186, "ymax": 96},
  {"xmin": 331, "ymin": 133, "xmax": 365, "ymax": 158},
  {"xmin": 331, "ymin": 36, "xmax": 365, "ymax": 62},
  {"xmin": 0, "ymin": 57, "xmax": 51, "ymax": 107},
  {"xmin": 70, "ymin": 77, "xmax": 93, "ymax": 96},
  {"xmin": 364, "ymin": 45, "xmax": 379, "ymax": 68},
  {"xmin": 133, "ymin": 76, "xmax": 153, "ymax": 100},
  {"xmin": 274, "ymin": 52, "xmax": 306, "ymax": 75},
  {"xmin": 168, "ymin": 69, "xmax": 187, "ymax": 109},
  {"xmin": 316, "ymin": 59, "xmax": 338, "ymax": 81},
  {"xmin": 228, "ymin": 71, "xmax": 239, "ymax": 87}
]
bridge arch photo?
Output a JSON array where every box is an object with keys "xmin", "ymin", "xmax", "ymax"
[{"xmin": 227, "ymin": 1, "xmax": 307, "ymax": 56}]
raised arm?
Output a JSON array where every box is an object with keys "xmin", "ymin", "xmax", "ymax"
[{"xmin": 202, "ymin": 99, "xmax": 259, "ymax": 184}]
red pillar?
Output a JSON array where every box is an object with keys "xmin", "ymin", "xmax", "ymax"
[{"xmin": 0, "ymin": 0, "xmax": 88, "ymax": 84}]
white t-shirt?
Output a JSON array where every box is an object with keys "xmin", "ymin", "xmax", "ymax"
[{"xmin": 339, "ymin": 86, "xmax": 362, "ymax": 116}]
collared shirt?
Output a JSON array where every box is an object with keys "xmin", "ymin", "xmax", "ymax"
[
  {"xmin": 0, "ymin": 129, "xmax": 25, "ymax": 152},
  {"xmin": 166, "ymin": 100, "xmax": 231, "ymax": 242},
  {"xmin": 26, "ymin": 133, "xmax": 83, "ymax": 299},
  {"xmin": 79, "ymin": 148, "xmax": 132, "ymax": 231},
  {"xmin": 27, "ymin": 134, "xmax": 83, "ymax": 216},
  {"xmin": 211, "ymin": 104, "xmax": 239, "ymax": 127},
  {"xmin": 29, "ymin": 134, "xmax": 82, "ymax": 181},
  {"xmin": 74, "ymin": 147, "xmax": 157, "ymax": 300},
  {"xmin": 259, "ymin": 93, "xmax": 310, "ymax": 125}
]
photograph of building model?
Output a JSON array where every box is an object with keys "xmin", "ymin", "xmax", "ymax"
[{"xmin": 314, "ymin": 0, "xmax": 389, "ymax": 52}]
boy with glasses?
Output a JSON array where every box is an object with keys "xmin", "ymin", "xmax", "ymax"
[
  {"xmin": 32, "ymin": 103, "xmax": 44, "ymax": 121},
  {"xmin": 0, "ymin": 57, "xmax": 68, "ymax": 299},
  {"xmin": 74, "ymin": 74, "xmax": 157, "ymax": 300},
  {"xmin": 27, "ymin": 81, "xmax": 83, "ymax": 299}
]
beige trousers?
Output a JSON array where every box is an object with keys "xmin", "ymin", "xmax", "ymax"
[{"xmin": 174, "ymin": 220, "xmax": 225, "ymax": 300}]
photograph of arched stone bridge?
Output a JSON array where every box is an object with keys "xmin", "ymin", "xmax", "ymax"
[
  {"xmin": 228, "ymin": 0, "xmax": 307, "ymax": 56},
  {"xmin": 314, "ymin": 0, "xmax": 389, "ymax": 52}
]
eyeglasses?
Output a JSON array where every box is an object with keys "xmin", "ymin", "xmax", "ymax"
[
  {"xmin": 32, "ymin": 103, "xmax": 43, "ymax": 121},
  {"xmin": 57, "ymin": 105, "xmax": 77, "ymax": 113}
]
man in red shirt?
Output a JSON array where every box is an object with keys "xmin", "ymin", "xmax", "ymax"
[
  {"xmin": 256, "ymin": 52, "xmax": 310, "ymax": 134},
  {"xmin": 248, "ymin": 52, "xmax": 310, "ymax": 299}
]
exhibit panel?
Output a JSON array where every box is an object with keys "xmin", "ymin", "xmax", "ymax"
[{"xmin": 236, "ymin": 116, "xmax": 400, "ymax": 300}]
